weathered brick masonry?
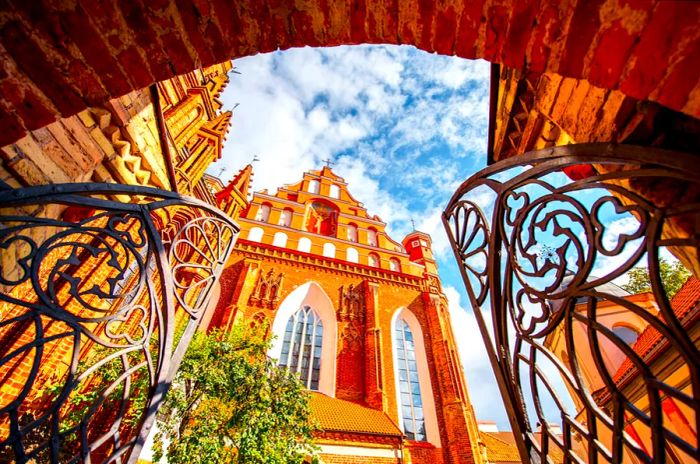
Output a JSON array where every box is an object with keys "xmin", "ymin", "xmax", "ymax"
[{"xmin": 0, "ymin": 1, "xmax": 699, "ymax": 146}]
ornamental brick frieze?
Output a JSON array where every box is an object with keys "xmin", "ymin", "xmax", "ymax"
[
  {"xmin": 248, "ymin": 267, "xmax": 284, "ymax": 309},
  {"xmin": 235, "ymin": 240, "xmax": 424, "ymax": 289},
  {"xmin": 338, "ymin": 283, "xmax": 365, "ymax": 323}
]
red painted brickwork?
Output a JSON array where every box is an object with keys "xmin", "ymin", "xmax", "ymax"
[{"xmin": 0, "ymin": 0, "xmax": 699, "ymax": 146}]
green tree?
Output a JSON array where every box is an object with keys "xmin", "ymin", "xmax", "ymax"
[
  {"xmin": 153, "ymin": 325, "xmax": 316, "ymax": 464},
  {"xmin": 622, "ymin": 258, "xmax": 691, "ymax": 298}
]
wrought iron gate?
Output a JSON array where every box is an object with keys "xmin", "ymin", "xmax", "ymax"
[
  {"xmin": 443, "ymin": 144, "xmax": 699, "ymax": 463},
  {"xmin": 0, "ymin": 183, "xmax": 238, "ymax": 463}
]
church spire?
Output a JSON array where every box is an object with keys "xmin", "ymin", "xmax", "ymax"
[
  {"xmin": 215, "ymin": 163, "xmax": 253, "ymax": 204},
  {"xmin": 204, "ymin": 110, "xmax": 233, "ymax": 141},
  {"xmin": 230, "ymin": 163, "xmax": 253, "ymax": 199}
]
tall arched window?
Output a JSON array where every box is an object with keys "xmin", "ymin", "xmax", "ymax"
[
  {"xmin": 278, "ymin": 306, "xmax": 323, "ymax": 390},
  {"xmin": 347, "ymin": 223, "xmax": 358, "ymax": 242},
  {"xmin": 269, "ymin": 282, "xmax": 337, "ymax": 395},
  {"xmin": 368, "ymin": 253, "xmax": 380, "ymax": 268},
  {"xmin": 392, "ymin": 309, "xmax": 441, "ymax": 446},
  {"xmin": 255, "ymin": 203, "xmax": 271, "ymax": 222},
  {"xmin": 329, "ymin": 184, "xmax": 340, "ymax": 199},
  {"xmin": 395, "ymin": 319, "xmax": 426, "ymax": 441}
]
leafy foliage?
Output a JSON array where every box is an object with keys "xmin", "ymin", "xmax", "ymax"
[
  {"xmin": 154, "ymin": 325, "xmax": 316, "ymax": 464},
  {"xmin": 622, "ymin": 258, "xmax": 691, "ymax": 298}
]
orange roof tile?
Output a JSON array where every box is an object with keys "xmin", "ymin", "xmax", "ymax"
[
  {"xmin": 611, "ymin": 277, "xmax": 700, "ymax": 386},
  {"xmin": 309, "ymin": 392, "xmax": 403, "ymax": 437},
  {"xmin": 481, "ymin": 431, "xmax": 583, "ymax": 464},
  {"xmin": 481, "ymin": 432, "xmax": 521, "ymax": 463}
]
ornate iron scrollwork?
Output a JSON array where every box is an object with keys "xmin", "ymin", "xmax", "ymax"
[
  {"xmin": 443, "ymin": 144, "xmax": 699, "ymax": 464},
  {"xmin": 0, "ymin": 183, "xmax": 238, "ymax": 463}
]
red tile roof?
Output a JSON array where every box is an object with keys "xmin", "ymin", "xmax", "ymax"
[
  {"xmin": 611, "ymin": 277, "xmax": 700, "ymax": 387},
  {"xmin": 309, "ymin": 392, "xmax": 403, "ymax": 437},
  {"xmin": 481, "ymin": 432, "xmax": 521, "ymax": 463},
  {"xmin": 481, "ymin": 431, "xmax": 576, "ymax": 464}
]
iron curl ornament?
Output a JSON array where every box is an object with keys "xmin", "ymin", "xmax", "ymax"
[
  {"xmin": 0, "ymin": 183, "xmax": 238, "ymax": 463},
  {"xmin": 443, "ymin": 144, "xmax": 700, "ymax": 464}
]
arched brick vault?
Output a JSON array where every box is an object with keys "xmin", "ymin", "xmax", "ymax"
[{"xmin": 0, "ymin": 0, "xmax": 699, "ymax": 147}]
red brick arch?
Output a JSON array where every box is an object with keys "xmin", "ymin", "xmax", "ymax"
[{"xmin": 1, "ymin": 0, "xmax": 699, "ymax": 146}]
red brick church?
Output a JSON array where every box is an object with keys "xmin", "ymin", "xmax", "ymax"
[{"xmin": 208, "ymin": 164, "xmax": 485, "ymax": 463}]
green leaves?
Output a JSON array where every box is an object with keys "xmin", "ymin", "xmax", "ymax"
[
  {"xmin": 622, "ymin": 258, "xmax": 691, "ymax": 299},
  {"xmin": 154, "ymin": 325, "xmax": 316, "ymax": 463}
]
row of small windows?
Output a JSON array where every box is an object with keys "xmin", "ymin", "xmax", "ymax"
[
  {"xmin": 255, "ymin": 201, "xmax": 380, "ymax": 247},
  {"xmin": 256, "ymin": 204, "xmax": 294, "ymax": 227},
  {"xmin": 248, "ymin": 227, "xmax": 401, "ymax": 270},
  {"xmin": 308, "ymin": 179, "xmax": 341, "ymax": 199},
  {"xmin": 277, "ymin": 305, "xmax": 427, "ymax": 442}
]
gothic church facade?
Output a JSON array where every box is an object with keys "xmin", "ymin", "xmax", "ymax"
[{"xmin": 210, "ymin": 165, "xmax": 484, "ymax": 464}]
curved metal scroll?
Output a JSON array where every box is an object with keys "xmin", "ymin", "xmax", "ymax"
[
  {"xmin": 443, "ymin": 144, "xmax": 699, "ymax": 464},
  {"xmin": 0, "ymin": 183, "xmax": 238, "ymax": 463}
]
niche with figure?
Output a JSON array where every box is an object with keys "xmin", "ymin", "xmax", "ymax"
[{"xmin": 304, "ymin": 200, "xmax": 339, "ymax": 236}]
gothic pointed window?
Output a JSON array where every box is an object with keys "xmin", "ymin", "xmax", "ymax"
[
  {"xmin": 395, "ymin": 318, "xmax": 426, "ymax": 441},
  {"xmin": 278, "ymin": 306, "xmax": 324, "ymax": 390}
]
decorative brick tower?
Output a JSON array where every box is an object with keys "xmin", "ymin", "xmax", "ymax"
[{"xmin": 209, "ymin": 165, "xmax": 484, "ymax": 464}]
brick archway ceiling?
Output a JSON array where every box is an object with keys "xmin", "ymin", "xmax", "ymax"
[{"xmin": 0, "ymin": 0, "xmax": 699, "ymax": 147}]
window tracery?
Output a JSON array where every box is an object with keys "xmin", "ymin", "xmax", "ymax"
[
  {"xmin": 395, "ymin": 318, "xmax": 426, "ymax": 441},
  {"xmin": 278, "ymin": 306, "xmax": 323, "ymax": 390}
]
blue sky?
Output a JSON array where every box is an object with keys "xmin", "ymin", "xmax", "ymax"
[{"xmin": 212, "ymin": 44, "xmax": 504, "ymax": 428}]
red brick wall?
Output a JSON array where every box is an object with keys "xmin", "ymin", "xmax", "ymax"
[{"xmin": 1, "ymin": 1, "xmax": 699, "ymax": 146}]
